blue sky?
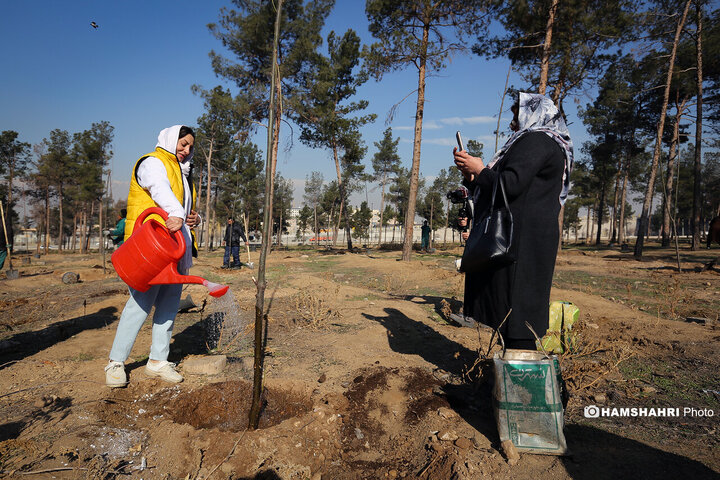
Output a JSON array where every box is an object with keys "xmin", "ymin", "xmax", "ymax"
[{"xmin": 0, "ymin": 1, "xmax": 591, "ymax": 210}]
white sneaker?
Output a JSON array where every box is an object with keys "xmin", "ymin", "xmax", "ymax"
[
  {"xmin": 105, "ymin": 361, "xmax": 127, "ymax": 388},
  {"xmin": 145, "ymin": 361, "xmax": 183, "ymax": 383}
]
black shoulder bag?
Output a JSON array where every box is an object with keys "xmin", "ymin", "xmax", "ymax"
[{"xmin": 459, "ymin": 173, "xmax": 515, "ymax": 273}]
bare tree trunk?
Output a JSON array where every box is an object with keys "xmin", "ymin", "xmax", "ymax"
[
  {"xmin": 333, "ymin": 199, "xmax": 343, "ymax": 246},
  {"xmin": 44, "ymin": 189, "xmax": 50, "ymax": 254},
  {"xmin": 378, "ymin": 178, "xmax": 386, "ymax": 246},
  {"xmin": 429, "ymin": 198, "xmax": 434, "ymax": 249},
  {"xmin": 611, "ymin": 171, "xmax": 621, "ymax": 244},
  {"xmin": 278, "ymin": 195, "xmax": 283, "ymax": 247},
  {"xmin": 634, "ymin": 0, "xmax": 692, "ymax": 258},
  {"xmin": 250, "ymin": 0, "xmax": 282, "ymax": 430},
  {"xmin": 72, "ymin": 213, "xmax": 78, "ymax": 252},
  {"xmin": 402, "ymin": 24, "xmax": 430, "ymax": 262},
  {"xmin": 619, "ymin": 173, "xmax": 629, "ymax": 244},
  {"xmin": 495, "ymin": 65, "xmax": 513, "ymax": 152},
  {"xmin": 585, "ymin": 205, "xmax": 591, "ymax": 244},
  {"xmin": 327, "ymin": 205, "xmax": 334, "ymax": 248},
  {"xmin": 648, "ymin": 194, "xmax": 654, "ymax": 240},
  {"xmin": 596, "ymin": 188, "xmax": 606, "ymax": 245},
  {"xmin": 539, "ymin": 0, "xmax": 559, "ymax": 95},
  {"xmin": 7, "ymin": 163, "xmax": 13, "ymax": 207},
  {"xmin": 443, "ymin": 202, "xmax": 450, "ymax": 247},
  {"xmin": 313, "ymin": 205, "xmax": 318, "ymax": 248},
  {"xmin": 691, "ymin": 0, "xmax": 703, "ymax": 250},
  {"xmin": 204, "ymin": 137, "xmax": 214, "ymax": 253},
  {"xmin": 196, "ymin": 166, "xmax": 205, "ymax": 247},
  {"xmin": 99, "ymin": 196, "xmax": 105, "ymax": 270},
  {"xmin": 210, "ymin": 185, "xmax": 218, "ymax": 250},
  {"xmin": 57, "ymin": 185, "xmax": 64, "ymax": 252},
  {"xmin": 662, "ymin": 96, "xmax": 686, "ymax": 246},
  {"xmin": 85, "ymin": 202, "xmax": 94, "ymax": 252},
  {"xmin": 80, "ymin": 208, "xmax": 86, "ymax": 254},
  {"xmin": 331, "ymin": 142, "xmax": 353, "ymax": 250}
]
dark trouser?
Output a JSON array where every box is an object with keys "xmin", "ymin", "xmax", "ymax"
[{"xmin": 223, "ymin": 245, "xmax": 240, "ymax": 266}]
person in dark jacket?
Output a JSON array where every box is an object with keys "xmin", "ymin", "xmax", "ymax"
[
  {"xmin": 222, "ymin": 218, "xmax": 247, "ymax": 268},
  {"xmin": 420, "ymin": 220, "xmax": 431, "ymax": 252},
  {"xmin": 0, "ymin": 208, "xmax": 12, "ymax": 270},
  {"xmin": 453, "ymin": 92, "xmax": 574, "ymax": 349}
]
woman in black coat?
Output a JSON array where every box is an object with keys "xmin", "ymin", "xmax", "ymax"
[{"xmin": 453, "ymin": 92, "xmax": 574, "ymax": 349}]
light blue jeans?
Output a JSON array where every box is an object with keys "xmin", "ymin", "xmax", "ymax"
[{"xmin": 109, "ymin": 284, "xmax": 183, "ymax": 363}]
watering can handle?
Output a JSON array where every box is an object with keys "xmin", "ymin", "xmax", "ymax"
[{"xmin": 135, "ymin": 207, "xmax": 186, "ymax": 259}]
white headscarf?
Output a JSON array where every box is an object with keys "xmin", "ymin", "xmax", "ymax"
[
  {"xmin": 156, "ymin": 124, "xmax": 194, "ymax": 170},
  {"xmin": 488, "ymin": 92, "xmax": 574, "ymax": 205}
]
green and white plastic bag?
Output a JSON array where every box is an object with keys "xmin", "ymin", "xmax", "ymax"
[{"xmin": 493, "ymin": 350, "xmax": 567, "ymax": 455}]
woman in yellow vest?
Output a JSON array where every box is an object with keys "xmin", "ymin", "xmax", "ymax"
[{"xmin": 105, "ymin": 125, "xmax": 201, "ymax": 387}]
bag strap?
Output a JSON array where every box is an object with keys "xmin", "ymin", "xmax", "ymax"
[
  {"xmin": 488, "ymin": 171, "xmax": 512, "ymax": 214},
  {"xmin": 497, "ymin": 175, "xmax": 511, "ymax": 211},
  {"xmin": 485, "ymin": 176, "xmax": 515, "ymax": 244}
]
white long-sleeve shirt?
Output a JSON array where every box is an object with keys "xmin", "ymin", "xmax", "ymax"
[{"xmin": 136, "ymin": 157, "xmax": 195, "ymax": 272}]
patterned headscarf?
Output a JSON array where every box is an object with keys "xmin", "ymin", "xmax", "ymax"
[{"xmin": 488, "ymin": 92, "xmax": 574, "ymax": 205}]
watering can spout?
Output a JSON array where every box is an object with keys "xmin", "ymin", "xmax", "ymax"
[
  {"xmin": 112, "ymin": 207, "xmax": 229, "ymax": 297},
  {"xmin": 148, "ymin": 264, "xmax": 229, "ymax": 297}
]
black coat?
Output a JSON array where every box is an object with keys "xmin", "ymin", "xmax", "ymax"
[
  {"xmin": 224, "ymin": 223, "xmax": 247, "ymax": 246},
  {"xmin": 463, "ymin": 132, "xmax": 565, "ymax": 343},
  {"xmin": 0, "ymin": 215, "xmax": 12, "ymax": 249}
]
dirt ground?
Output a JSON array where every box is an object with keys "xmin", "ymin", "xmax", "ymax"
[{"xmin": 1, "ymin": 243, "xmax": 719, "ymax": 479}]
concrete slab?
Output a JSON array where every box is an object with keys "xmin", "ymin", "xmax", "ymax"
[{"xmin": 182, "ymin": 355, "xmax": 227, "ymax": 375}]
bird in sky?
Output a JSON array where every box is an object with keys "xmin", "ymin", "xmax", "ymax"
[{"xmin": 91, "ymin": 21, "xmax": 99, "ymax": 29}]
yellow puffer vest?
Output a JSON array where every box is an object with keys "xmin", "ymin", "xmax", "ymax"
[{"xmin": 124, "ymin": 147, "xmax": 198, "ymax": 254}]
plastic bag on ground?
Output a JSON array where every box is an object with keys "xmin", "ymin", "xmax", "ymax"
[{"xmin": 493, "ymin": 349, "xmax": 567, "ymax": 455}]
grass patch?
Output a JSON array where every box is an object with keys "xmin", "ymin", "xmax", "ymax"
[
  {"xmin": 552, "ymin": 269, "xmax": 718, "ymax": 321},
  {"xmin": 329, "ymin": 322, "xmax": 361, "ymax": 334},
  {"xmin": 71, "ymin": 352, "xmax": 96, "ymax": 362},
  {"xmin": 619, "ymin": 358, "xmax": 720, "ymax": 407},
  {"xmin": 201, "ymin": 271, "xmax": 225, "ymax": 284},
  {"xmin": 301, "ymin": 258, "xmax": 338, "ymax": 273},
  {"xmin": 347, "ymin": 294, "xmax": 384, "ymax": 302},
  {"xmin": 415, "ymin": 288, "xmax": 450, "ymax": 298},
  {"xmin": 266, "ymin": 263, "xmax": 290, "ymax": 281}
]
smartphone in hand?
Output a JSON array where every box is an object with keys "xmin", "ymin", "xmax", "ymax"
[{"xmin": 456, "ymin": 131, "xmax": 464, "ymax": 151}]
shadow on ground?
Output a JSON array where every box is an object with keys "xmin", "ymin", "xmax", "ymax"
[
  {"xmin": 0, "ymin": 307, "xmax": 118, "ymax": 370},
  {"xmin": 561, "ymin": 424, "xmax": 718, "ymax": 479},
  {"xmin": 401, "ymin": 294, "xmax": 463, "ymax": 321},
  {"xmin": 362, "ymin": 307, "xmax": 475, "ymax": 376},
  {"xmin": 362, "ymin": 307, "xmax": 498, "ymax": 443},
  {"xmin": 238, "ymin": 471, "xmax": 283, "ymax": 480},
  {"xmin": 0, "ymin": 397, "xmax": 73, "ymax": 442}
]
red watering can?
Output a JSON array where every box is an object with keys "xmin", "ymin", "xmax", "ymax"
[{"xmin": 111, "ymin": 207, "xmax": 229, "ymax": 297}]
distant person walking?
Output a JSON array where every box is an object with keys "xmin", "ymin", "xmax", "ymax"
[
  {"xmin": 105, "ymin": 125, "xmax": 201, "ymax": 387},
  {"xmin": 222, "ymin": 217, "xmax": 247, "ymax": 268},
  {"xmin": 108, "ymin": 208, "xmax": 127, "ymax": 247}
]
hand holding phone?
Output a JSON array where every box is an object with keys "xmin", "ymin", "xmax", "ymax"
[{"xmin": 456, "ymin": 131, "xmax": 464, "ymax": 151}]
